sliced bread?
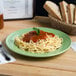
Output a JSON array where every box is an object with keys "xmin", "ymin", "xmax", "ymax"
[
  {"xmin": 59, "ymin": 1, "xmax": 69, "ymax": 23},
  {"xmin": 74, "ymin": 7, "xmax": 76, "ymax": 24},
  {"xmin": 43, "ymin": 1, "xmax": 62, "ymax": 20},
  {"xmin": 67, "ymin": 4, "xmax": 75, "ymax": 24}
]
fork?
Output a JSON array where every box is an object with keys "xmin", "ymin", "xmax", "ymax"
[{"xmin": 0, "ymin": 43, "xmax": 10, "ymax": 61}]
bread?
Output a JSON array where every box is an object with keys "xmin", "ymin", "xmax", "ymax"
[
  {"xmin": 74, "ymin": 7, "xmax": 76, "ymax": 24},
  {"xmin": 59, "ymin": 1, "xmax": 69, "ymax": 23},
  {"xmin": 43, "ymin": 1, "xmax": 62, "ymax": 20},
  {"xmin": 67, "ymin": 4, "xmax": 75, "ymax": 24}
]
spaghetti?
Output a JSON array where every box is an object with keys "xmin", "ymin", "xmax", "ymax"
[{"xmin": 14, "ymin": 30, "xmax": 62, "ymax": 53}]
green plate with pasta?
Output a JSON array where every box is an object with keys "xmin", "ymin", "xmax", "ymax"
[{"xmin": 6, "ymin": 27, "xmax": 71, "ymax": 57}]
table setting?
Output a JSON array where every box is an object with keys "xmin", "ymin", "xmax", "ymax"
[{"xmin": 0, "ymin": 0, "xmax": 76, "ymax": 76}]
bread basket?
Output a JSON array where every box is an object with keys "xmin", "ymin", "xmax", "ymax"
[{"xmin": 49, "ymin": 15, "xmax": 76, "ymax": 35}]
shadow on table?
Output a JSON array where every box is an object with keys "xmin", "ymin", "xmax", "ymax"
[{"xmin": 0, "ymin": 74, "xmax": 11, "ymax": 76}]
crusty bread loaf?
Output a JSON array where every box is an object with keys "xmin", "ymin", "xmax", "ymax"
[
  {"xmin": 74, "ymin": 7, "xmax": 76, "ymax": 24},
  {"xmin": 43, "ymin": 1, "xmax": 62, "ymax": 20},
  {"xmin": 59, "ymin": 1, "xmax": 69, "ymax": 23},
  {"xmin": 67, "ymin": 4, "xmax": 75, "ymax": 24}
]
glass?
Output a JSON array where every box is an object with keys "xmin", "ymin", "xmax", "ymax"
[{"xmin": 0, "ymin": 1, "xmax": 4, "ymax": 29}]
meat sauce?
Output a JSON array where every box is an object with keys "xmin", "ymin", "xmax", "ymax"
[{"xmin": 23, "ymin": 30, "xmax": 55, "ymax": 42}]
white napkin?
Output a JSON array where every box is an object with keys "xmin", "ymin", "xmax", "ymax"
[
  {"xmin": 71, "ymin": 42, "xmax": 76, "ymax": 52},
  {"xmin": 0, "ymin": 53, "xmax": 16, "ymax": 64},
  {"xmin": 0, "ymin": 42, "xmax": 16, "ymax": 64}
]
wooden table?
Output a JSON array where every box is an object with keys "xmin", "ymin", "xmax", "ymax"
[{"xmin": 0, "ymin": 20, "xmax": 76, "ymax": 76}]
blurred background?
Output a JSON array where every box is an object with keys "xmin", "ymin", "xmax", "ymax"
[{"xmin": 35, "ymin": 0, "xmax": 76, "ymax": 16}]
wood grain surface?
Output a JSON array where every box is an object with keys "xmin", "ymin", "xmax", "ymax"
[{"xmin": 0, "ymin": 20, "xmax": 76, "ymax": 76}]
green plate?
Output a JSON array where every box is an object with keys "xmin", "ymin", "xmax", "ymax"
[{"xmin": 6, "ymin": 27, "xmax": 71, "ymax": 57}]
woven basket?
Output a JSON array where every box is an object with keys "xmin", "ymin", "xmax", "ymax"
[{"xmin": 49, "ymin": 15, "xmax": 76, "ymax": 35}]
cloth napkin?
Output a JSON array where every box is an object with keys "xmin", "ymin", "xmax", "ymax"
[
  {"xmin": 0, "ymin": 53, "xmax": 16, "ymax": 64},
  {"xmin": 0, "ymin": 42, "xmax": 16, "ymax": 64}
]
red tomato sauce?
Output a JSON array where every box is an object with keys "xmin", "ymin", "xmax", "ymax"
[{"xmin": 22, "ymin": 30, "xmax": 55, "ymax": 42}]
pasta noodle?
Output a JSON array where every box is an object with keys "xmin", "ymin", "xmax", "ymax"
[{"xmin": 14, "ymin": 33, "xmax": 63, "ymax": 53}]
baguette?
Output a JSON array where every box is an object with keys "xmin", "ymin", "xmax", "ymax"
[
  {"xmin": 67, "ymin": 4, "xmax": 75, "ymax": 24},
  {"xmin": 43, "ymin": 1, "xmax": 62, "ymax": 20},
  {"xmin": 74, "ymin": 7, "xmax": 76, "ymax": 24},
  {"xmin": 59, "ymin": 1, "xmax": 69, "ymax": 23}
]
